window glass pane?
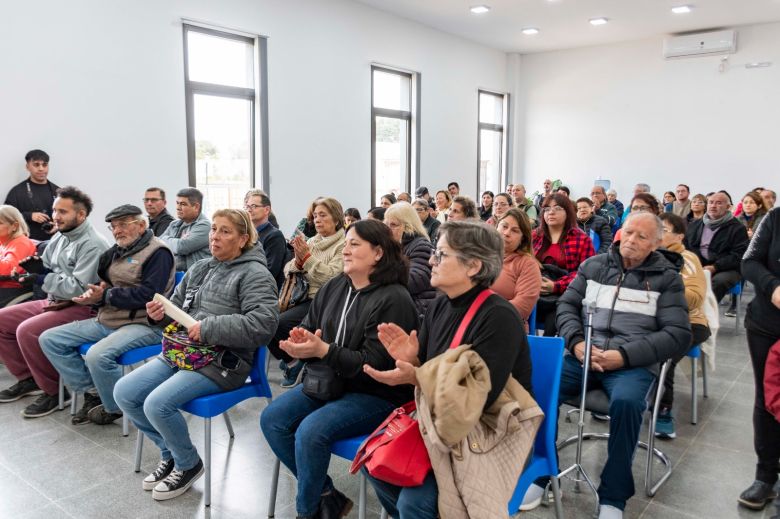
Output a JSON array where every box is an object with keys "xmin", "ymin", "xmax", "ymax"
[
  {"xmin": 478, "ymin": 129, "xmax": 502, "ymax": 195},
  {"xmin": 375, "ymin": 116, "xmax": 408, "ymax": 202},
  {"xmin": 373, "ymin": 70, "xmax": 411, "ymax": 111},
  {"xmin": 187, "ymin": 30, "xmax": 254, "ymax": 88},
  {"xmin": 479, "ymin": 92, "xmax": 503, "ymax": 125},
  {"xmin": 193, "ymin": 94, "xmax": 252, "ymax": 216}
]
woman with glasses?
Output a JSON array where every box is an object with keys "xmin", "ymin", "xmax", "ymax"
[
  {"xmin": 363, "ymin": 220, "xmax": 533, "ymax": 518},
  {"xmin": 270, "ymin": 197, "xmax": 347, "ymax": 387},
  {"xmin": 0, "ymin": 205, "xmax": 37, "ymax": 307},
  {"xmin": 690, "ymin": 194, "xmax": 707, "ymax": 220},
  {"xmin": 654, "ymin": 213, "xmax": 711, "ymax": 439},
  {"xmin": 532, "ymin": 193, "xmax": 594, "ymax": 336},
  {"xmin": 114, "ymin": 208, "xmax": 279, "ymax": 501},
  {"xmin": 492, "ymin": 208, "xmax": 541, "ymax": 327},
  {"xmin": 614, "ymin": 193, "xmax": 661, "ymax": 242},
  {"xmin": 413, "ymin": 198, "xmax": 441, "ymax": 244},
  {"xmin": 384, "ymin": 202, "xmax": 436, "ymax": 316},
  {"xmin": 738, "ymin": 206, "xmax": 780, "ymax": 511},
  {"xmin": 486, "ymin": 192, "xmax": 514, "ymax": 227},
  {"xmin": 261, "ymin": 220, "xmax": 418, "ymax": 519}
]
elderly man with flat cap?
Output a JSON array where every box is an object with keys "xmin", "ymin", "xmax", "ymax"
[{"xmin": 40, "ymin": 204, "xmax": 175, "ymax": 426}]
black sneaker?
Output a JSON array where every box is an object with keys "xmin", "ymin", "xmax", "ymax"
[
  {"xmin": 281, "ymin": 361, "xmax": 305, "ymax": 388},
  {"xmin": 152, "ymin": 458, "xmax": 204, "ymax": 500},
  {"xmin": 319, "ymin": 487, "xmax": 354, "ymax": 519},
  {"xmin": 738, "ymin": 480, "xmax": 778, "ymax": 510},
  {"xmin": 87, "ymin": 404, "xmax": 123, "ymax": 425},
  {"xmin": 71, "ymin": 392, "xmax": 102, "ymax": 426},
  {"xmin": 143, "ymin": 458, "xmax": 175, "ymax": 491},
  {"xmin": 0, "ymin": 377, "xmax": 43, "ymax": 402},
  {"xmin": 21, "ymin": 391, "xmax": 67, "ymax": 418}
]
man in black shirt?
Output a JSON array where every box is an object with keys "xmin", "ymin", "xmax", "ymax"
[
  {"xmin": 4, "ymin": 150, "xmax": 60, "ymax": 241},
  {"xmin": 143, "ymin": 187, "xmax": 174, "ymax": 236}
]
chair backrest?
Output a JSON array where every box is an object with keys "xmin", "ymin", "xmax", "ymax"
[
  {"xmin": 249, "ymin": 346, "xmax": 267, "ymax": 384},
  {"xmin": 174, "ymin": 271, "xmax": 185, "ymax": 287},
  {"xmin": 528, "ymin": 305, "xmax": 537, "ymax": 336},
  {"xmin": 528, "ymin": 336, "xmax": 565, "ymax": 460},
  {"xmin": 589, "ymin": 229, "xmax": 600, "ymax": 253}
]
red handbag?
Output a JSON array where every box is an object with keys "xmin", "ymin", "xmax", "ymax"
[{"xmin": 349, "ymin": 289, "xmax": 493, "ymax": 486}]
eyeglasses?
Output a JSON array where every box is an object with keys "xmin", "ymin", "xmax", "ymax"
[
  {"xmin": 431, "ymin": 249, "xmax": 459, "ymax": 265},
  {"xmin": 630, "ymin": 205, "xmax": 652, "ymax": 212},
  {"xmin": 141, "ymin": 198, "xmax": 162, "ymax": 203},
  {"xmin": 244, "ymin": 204, "xmax": 266, "ymax": 211},
  {"xmin": 542, "ymin": 206, "xmax": 565, "ymax": 214},
  {"xmin": 107, "ymin": 219, "xmax": 142, "ymax": 232},
  {"xmin": 414, "ymin": 207, "xmax": 427, "ymax": 213}
]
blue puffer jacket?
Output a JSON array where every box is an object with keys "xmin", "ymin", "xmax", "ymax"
[{"xmin": 556, "ymin": 244, "xmax": 692, "ymax": 374}]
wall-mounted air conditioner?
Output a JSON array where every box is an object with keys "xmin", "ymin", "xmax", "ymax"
[{"xmin": 663, "ymin": 29, "xmax": 737, "ymax": 59}]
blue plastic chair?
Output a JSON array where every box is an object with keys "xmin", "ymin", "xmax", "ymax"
[
  {"xmin": 508, "ymin": 335, "xmax": 565, "ymax": 518},
  {"xmin": 588, "ymin": 229, "xmax": 600, "ymax": 254},
  {"xmin": 729, "ymin": 283, "xmax": 742, "ymax": 334},
  {"xmin": 528, "ymin": 305, "xmax": 538, "ymax": 336},
  {"xmin": 687, "ymin": 344, "xmax": 708, "ymax": 425},
  {"xmin": 134, "ymin": 346, "xmax": 273, "ymax": 508}
]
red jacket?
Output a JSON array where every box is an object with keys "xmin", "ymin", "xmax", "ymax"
[
  {"xmin": 765, "ymin": 339, "xmax": 780, "ymax": 422},
  {"xmin": 532, "ymin": 227, "xmax": 594, "ymax": 295}
]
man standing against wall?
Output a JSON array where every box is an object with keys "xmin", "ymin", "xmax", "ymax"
[
  {"xmin": 5, "ymin": 150, "xmax": 60, "ymax": 241},
  {"xmin": 672, "ymin": 184, "xmax": 692, "ymax": 220}
]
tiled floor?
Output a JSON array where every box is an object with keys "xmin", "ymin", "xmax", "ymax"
[{"xmin": 0, "ymin": 291, "xmax": 777, "ymax": 518}]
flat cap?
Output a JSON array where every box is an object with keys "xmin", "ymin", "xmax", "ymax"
[{"xmin": 105, "ymin": 204, "xmax": 143, "ymax": 222}]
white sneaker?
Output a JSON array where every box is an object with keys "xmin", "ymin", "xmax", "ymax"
[
  {"xmin": 520, "ymin": 484, "xmax": 546, "ymax": 511},
  {"xmin": 599, "ymin": 504, "xmax": 623, "ymax": 519}
]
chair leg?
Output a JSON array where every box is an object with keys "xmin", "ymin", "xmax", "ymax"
[
  {"xmin": 58, "ymin": 378, "xmax": 64, "ymax": 410},
  {"xmin": 265, "ymin": 350, "xmax": 271, "ymax": 376},
  {"xmin": 223, "ymin": 412, "xmax": 235, "ymax": 438},
  {"xmin": 70, "ymin": 391, "xmax": 78, "ymax": 415},
  {"xmin": 268, "ymin": 458, "xmax": 280, "ymax": 518},
  {"xmin": 204, "ymin": 417, "xmax": 212, "ymax": 507},
  {"xmin": 702, "ymin": 352, "xmax": 708, "ymax": 398},
  {"xmin": 134, "ymin": 431, "xmax": 144, "ymax": 472},
  {"xmin": 122, "ymin": 365, "xmax": 129, "ymax": 437},
  {"xmin": 691, "ymin": 356, "xmax": 698, "ymax": 425},
  {"xmin": 550, "ymin": 476, "xmax": 564, "ymax": 519},
  {"xmin": 358, "ymin": 472, "xmax": 367, "ymax": 519}
]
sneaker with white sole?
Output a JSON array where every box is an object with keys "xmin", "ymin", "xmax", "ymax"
[
  {"xmin": 520, "ymin": 483, "xmax": 546, "ymax": 511},
  {"xmin": 654, "ymin": 408, "xmax": 676, "ymax": 439},
  {"xmin": 599, "ymin": 504, "xmax": 623, "ymax": 519},
  {"xmin": 143, "ymin": 458, "xmax": 175, "ymax": 491},
  {"xmin": 152, "ymin": 458, "xmax": 204, "ymax": 500}
]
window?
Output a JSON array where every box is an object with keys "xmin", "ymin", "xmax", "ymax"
[
  {"xmin": 183, "ymin": 24, "xmax": 269, "ymax": 216},
  {"xmin": 371, "ymin": 66, "xmax": 418, "ymax": 207},
  {"xmin": 477, "ymin": 90, "xmax": 508, "ymax": 196}
]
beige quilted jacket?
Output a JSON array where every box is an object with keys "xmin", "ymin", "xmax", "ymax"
[{"xmin": 415, "ymin": 344, "xmax": 543, "ymax": 519}]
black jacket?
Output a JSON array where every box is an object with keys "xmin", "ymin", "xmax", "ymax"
[
  {"xmin": 577, "ymin": 215, "xmax": 613, "ymax": 254},
  {"xmin": 557, "ymin": 246, "xmax": 691, "ymax": 374},
  {"xmin": 149, "ymin": 209, "xmax": 174, "ymax": 237},
  {"xmin": 743, "ymin": 208, "xmax": 780, "ymax": 337},
  {"xmin": 4, "ymin": 179, "xmax": 60, "ymax": 241},
  {"xmin": 301, "ymin": 274, "xmax": 419, "ymax": 406},
  {"xmin": 256, "ymin": 222, "xmax": 287, "ymax": 289},
  {"xmin": 686, "ymin": 217, "xmax": 749, "ymax": 273},
  {"xmin": 422, "ymin": 214, "xmax": 441, "ymax": 244},
  {"xmin": 401, "ymin": 233, "xmax": 436, "ymax": 317}
]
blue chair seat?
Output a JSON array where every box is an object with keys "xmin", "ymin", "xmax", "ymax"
[
  {"xmin": 182, "ymin": 380, "xmax": 271, "ymax": 418},
  {"xmin": 331, "ymin": 436, "xmax": 365, "ymax": 460}
]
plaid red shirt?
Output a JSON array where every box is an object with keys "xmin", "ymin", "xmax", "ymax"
[{"xmin": 532, "ymin": 227, "xmax": 595, "ymax": 294}]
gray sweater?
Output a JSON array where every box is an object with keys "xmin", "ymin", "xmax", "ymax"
[
  {"xmin": 159, "ymin": 212, "xmax": 211, "ymax": 271},
  {"xmin": 41, "ymin": 221, "xmax": 110, "ymax": 300},
  {"xmin": 164, "ymin": 246, "xmax": 280, "ymax": 390}
]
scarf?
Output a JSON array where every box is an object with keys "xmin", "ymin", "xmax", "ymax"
[{"xmin": 702, "ymin": 211, "xmax": 733, "ymax": 230}]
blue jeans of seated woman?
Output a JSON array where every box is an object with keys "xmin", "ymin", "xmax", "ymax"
[
  {"xmin": 364, "ymin": 469, "xmax": 438, "ymax": 519},
  {"xmin": 260, "ymin": 385, "xmax": 396, "ymax": 517},
  {"xmin": 113, "ymin": 358, "xmax": 220, "ymax": 471}
]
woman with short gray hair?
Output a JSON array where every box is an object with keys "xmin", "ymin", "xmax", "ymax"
[{"xmin": 363, "ymin": 220, "xmax": 532, "ymax": 518}]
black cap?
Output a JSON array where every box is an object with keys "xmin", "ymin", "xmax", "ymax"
[
  {"xmin": 105, "ymin": 204, "xmax": 143, "ymax": 222},
  {"xmin": 415, "ymin": 186, "xmax": 429, "ymax": 197}
]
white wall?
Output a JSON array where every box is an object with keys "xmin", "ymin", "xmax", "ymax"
[
  {"xmin": 511, "ymin": 22, "xmax": 780, "ymax": 203},
  {"xmin": 0, "ymin": 0, "xmax": 507, "ymax": 235}
]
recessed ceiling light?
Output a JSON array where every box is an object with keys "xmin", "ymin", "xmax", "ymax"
[
  {"xmin": 470, "ymin": 5, "xmax": 491, "ymax": 14},
  {"xmin": 589, "ymin": 17, "xmax": 609, "ymax": 26},
  {"xmin": 671, "ymin": 5, "xmax": 693, "ymax": 14},
  {"xmin": 522, "ymin": 27, "xmax": 540, "ymax": 35}
]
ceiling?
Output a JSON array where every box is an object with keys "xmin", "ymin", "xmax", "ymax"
[{"xmin": 353, "ymin": 0, "xmax": 780, "ymax": 53}]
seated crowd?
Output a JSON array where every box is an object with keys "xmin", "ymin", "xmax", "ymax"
[{"xmin": 1, "ymin": 149, "xmax": 779, "ymax": 519}]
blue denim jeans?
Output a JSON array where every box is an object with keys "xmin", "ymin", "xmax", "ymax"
[
  {"xmin": 260, "ymin": 386, "xmax": 396, "ymax": 517},
  {"xmin": 113, "ymin": 358, "xmax": 220, "ymax": 471},
  {"xmin": 364, "ymin": 469, "xmax": 438, "ymax": 519},
  {"xmin": 40, "ymin": 318, "xmax": 162, "ymax": 412}
]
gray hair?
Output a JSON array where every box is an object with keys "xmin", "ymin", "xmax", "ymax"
[
  {"xmin": 623, "ymin": 211, "xmax": 663, "ymax": 243},
  {"xmin": 385, "ymin": 202, "xmax": 429, "ymax": 239},
  {"xmin": 634, "ymin": 183, "xmax": 651, "ymax": 193},
  {"xmin": 606, "ymin": 189, "xmax": 617, "ymax": 196},
  {"xmin": 438, "ymin": 220, "xmax": 503, "ymax": 286}
]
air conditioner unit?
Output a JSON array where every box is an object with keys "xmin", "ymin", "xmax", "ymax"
[{"xmin": 663, "ymin": 29, "xmax": 737, "ymax": 59}]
